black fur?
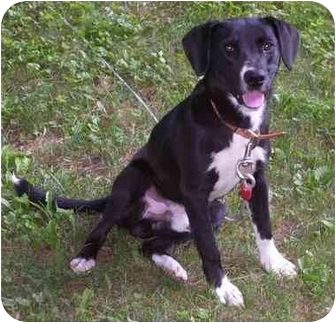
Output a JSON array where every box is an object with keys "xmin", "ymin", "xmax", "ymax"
[{"xmin": 13, "ymin": 17, "xmax": 299, "ymax": 296}]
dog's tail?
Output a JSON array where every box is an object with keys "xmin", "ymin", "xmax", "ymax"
[{"xmin": 11, "ymin": 174, "xmax": 108, "ymax": 212}]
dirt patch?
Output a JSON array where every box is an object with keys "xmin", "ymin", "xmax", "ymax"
[
  {"xmin": 140, "ymin": 86, "xmax": 157, "ymax": 102},
  {"xmin": 294, "ymin": 297, "xmax": 319, "ymax": 321},
  {"xmin": 97, "ymin": 246, "xmax": 113, "ymax": 264},
  {"xmin": 7, "ymin": 133, "xmax": 67, "ymax": 171},
  {"xmin": 10, "ymin": 133, "xmax": 64, "ymax": 155},
  {"xmin": 7, "ymin": 131, "xmax": 115, "ymax": 178},
  {"xmin": 32, "ymin": 246, "xmax": 56, "ymax": 264},
  {"xmin": 10, "ymin": 268, "xmax": 30, "ymax": 285},
  {"xmin": 94, "ymin": 75, "xmax": 114, "ymax": 92},
  {"xmin": 274, "ymin": 219, "xmax": 299, "ymax": 244},
  {"xmin": 62, "ymin": 153, "xmax": 111, "ymax": 179},
  {"xmin": 64, "ymin": 279, "xmax": 88, "ymax": 294}
]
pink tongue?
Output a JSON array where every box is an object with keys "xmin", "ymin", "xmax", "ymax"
[{"xmin": 242, "ymin": 91, "xmax": 265, "ymax": 108}]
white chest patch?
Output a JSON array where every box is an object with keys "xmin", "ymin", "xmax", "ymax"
[{"xmin": 208, "ymin": 134, "xmax": 266, "ymax": 201}]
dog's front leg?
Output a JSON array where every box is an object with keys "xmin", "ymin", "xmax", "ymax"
[
  {"xmin": 182, "ymin": 189, "xmax": 244, "ymax": 307},
  {"xmin": 249, "ymin": 168, "xmax": 297, "ymax": 276}
]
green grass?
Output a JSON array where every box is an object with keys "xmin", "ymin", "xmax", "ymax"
[{"xmin": 1, "ymin": 1, "xmax": 334, "ymax": 321}]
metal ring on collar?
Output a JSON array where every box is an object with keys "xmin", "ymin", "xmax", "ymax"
[
  {"xmin": 236, "ymin": 159, "xmax": 254, "ymax": 180},
  {"xmin": 244, "ymin": 173, "xmax": 256, "ymax": 188}
]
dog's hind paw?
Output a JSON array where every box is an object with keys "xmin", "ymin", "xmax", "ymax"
[
  {"xmin": 70, "ymin": 257, "xmax": 96, "ymax": 273},
  {"xmin": 216, "ymin": 276, "xmax": 244, "ymax": 307},
  {"xmin": 152, "ymin": 254, "xmax": 188, "ymax": 282}
]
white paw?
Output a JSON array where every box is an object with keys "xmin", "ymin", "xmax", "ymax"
[
  {"xmin": 215, "ymin": 276, "xmax": 244, "ymax": 307},
  {"xmin": 262, "ymin": 252, "xmax": 297, "ymax": 277},
  {"xmin": 10, "ymin": 173, "xmax": 21, "ymax": 185},
  {"xmin": 253, "ymin": 227, "xmax": 297, "ymax": 278},
  {"xmin": 70, "ymin": 257, "xmax": 96, "ymax": 273},
  {"xmin": 152, "ymin": 254, "xmax": 188, "ymax": 281}
]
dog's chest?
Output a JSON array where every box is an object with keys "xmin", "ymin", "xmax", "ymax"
[{"xmin": 208, "ymin": 134, "xmax": 266, "ymax": 201}]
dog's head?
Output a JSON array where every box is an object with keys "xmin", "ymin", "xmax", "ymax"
[{"xmin": 183, "ymin": 17, "xmax": 300, "ymax": 110}]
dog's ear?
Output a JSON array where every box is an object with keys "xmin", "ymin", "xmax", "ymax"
[
  {"xmin": 264, "ymin": 17, "xmax": 300, "ymax": 70},
  {"xmin": 182, "ymin": 20, "xmax": 220, "ymax": 76}
]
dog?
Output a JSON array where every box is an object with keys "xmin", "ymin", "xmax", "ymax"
[{"xmin": 12, "ymin": 16, "xmax": 300, "ymax": 307}]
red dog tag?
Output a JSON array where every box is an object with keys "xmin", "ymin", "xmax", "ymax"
[{"xmin": 240, "ymin": 181, "xmax": 253, "ymax": 201}]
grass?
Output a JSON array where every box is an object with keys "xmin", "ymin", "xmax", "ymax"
[{"xmin": 1, "ymin": 1, "xmax": 334, "ymax": 321}]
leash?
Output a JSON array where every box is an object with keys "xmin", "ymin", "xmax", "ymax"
[{"xmin": 210, "ymin": 99, "xmax": 286, "ymax": 222}]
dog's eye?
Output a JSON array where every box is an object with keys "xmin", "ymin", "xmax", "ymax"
[
  {"xmin": 225, "ymin": 43, "xmax": 235, "ymax": 52},
  {"xmin": 262, "ymin": 42, "xmax": 273, "ymax": 52}
]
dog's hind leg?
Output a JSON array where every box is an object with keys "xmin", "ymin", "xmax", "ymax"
[
  {"xmin": 70, "ymin": 162, "xmax": 152, "ymax": 273},
  {"xmin": 142, "ymin": 232, "xmax": 190, "ymax": 282}
]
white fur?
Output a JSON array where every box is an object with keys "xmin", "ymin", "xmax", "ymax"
[
  {"xmin": 228, "ymin": 93, "xmax": 265, "ymax": 130},
  {"xmin": 168, "ymin": 203, "xmax": 191, "ymax": 232},
  {"xmin": 10, "ymin": 173, "xmax": 21, "ymax": 185},
  {"xmin": 142, "ymin": 187, "xmax": 190, "ymax": 233},
  {"xmin": 239, "ymin": 64, "xmax": 253, "ymax": 86},
  {"xmin": 229, "ymin": 63, "xmax": 266, "ymax": 130},
  {"xmin": 70, "ymin": 257, "xmax": 96, "ymax": 273},
  {"xmin": 215, "ymin": 275, "xmax": 244, "ymax": 307},
  {"xmin": 237, "ymin": 103, "xmax": 265, "ymax": 131},
  {"xmin": 208, "ymin": 134, "xmax": 266, "ymax": 201},
  {"xmin": 143, "ymin": 199, "xmax": 190, "ymax": 233},
  {"xmin": 152, "ymin": 254, "xmax": 188, "ymax": 281},
  {"xmin": 253, "ymin": 225, "xmax": 297, "ymax": 276}
]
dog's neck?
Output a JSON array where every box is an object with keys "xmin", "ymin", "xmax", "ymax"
[
  {"xmin": 194, "ymin": 80, "xmax": 268, "ymax": 131},
  {"xmin": 216, "ymin": 94, "xmax": 267, "ymax": 131}
]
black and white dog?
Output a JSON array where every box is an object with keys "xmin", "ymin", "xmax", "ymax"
[{"xmin": 12, "ymin": 16, "xmax": 300, "ymax": 306}]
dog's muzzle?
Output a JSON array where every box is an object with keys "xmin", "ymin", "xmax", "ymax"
[{"xmin": 241, "ymin": 69, "xmax": 267, "ymax": 108}]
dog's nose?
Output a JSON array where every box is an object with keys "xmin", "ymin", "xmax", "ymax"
[{"xmin": 243, "ymin": 70, "xmax": 266, "ymax": 88}]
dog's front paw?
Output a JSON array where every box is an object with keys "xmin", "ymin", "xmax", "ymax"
[
  {"xmin": 215, "ymin": 276, "xmax": 244, "ymax": 307},
  {"xmin": 70, "ymin": 257, "xmax": 96, "ymax": 273},
  {"xmin": 261, "ymin": 250, "xmax": 297, "ymax": 277}
]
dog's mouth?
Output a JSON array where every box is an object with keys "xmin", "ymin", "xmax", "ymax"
[{"xmin": 241, "ymin": 90, "xmax": 265, "ymax": 109}]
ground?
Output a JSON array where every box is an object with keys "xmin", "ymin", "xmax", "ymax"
[{"xmin": 1, "ymin": 2, "xmax": 334, "ymax": 321}]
